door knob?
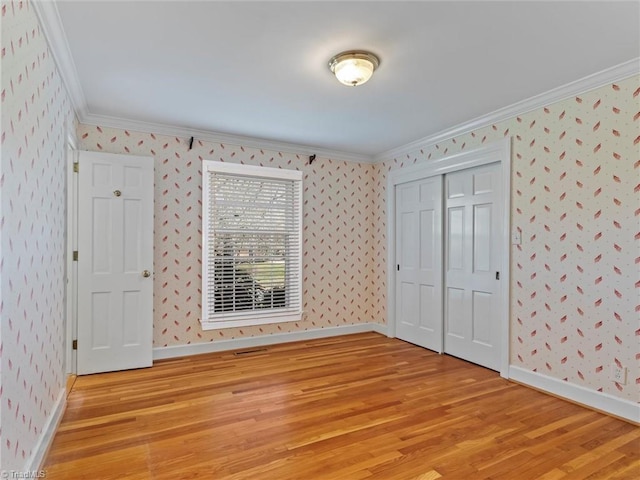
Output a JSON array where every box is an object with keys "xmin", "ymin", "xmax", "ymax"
[
  {"xmin": 142, "ymin": 270, "xmax": 151, "ymax": 278},
  {"xmin": 114, "ymin": 190, "xmax": 122, "ymax": 197}
]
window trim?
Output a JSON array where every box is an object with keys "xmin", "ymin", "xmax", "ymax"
[{"xmin": 201, "ymin": 160, "xmax": 303, "ymax": 330}]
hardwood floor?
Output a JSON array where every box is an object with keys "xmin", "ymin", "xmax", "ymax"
[{"xmin": 44, "ymin": 333, "xmax": 639, "ymax": 479}]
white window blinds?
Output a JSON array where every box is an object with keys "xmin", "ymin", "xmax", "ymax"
[{"xmin": 202, "ymin": 161, "xmax": 302, "ymax": 328}]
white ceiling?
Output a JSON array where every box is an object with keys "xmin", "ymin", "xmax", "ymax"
[{"xmin": 51, "ymin": 1, "xmax": 639, "ymax": 159}]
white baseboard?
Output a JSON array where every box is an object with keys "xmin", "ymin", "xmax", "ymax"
[
  {"xmin": 369, "ymin": 322, "xmax": 390, "ymax": 336},
  {"xmin": 25, "ymin": 389, "xmax": 67, "ymax": 471},
  {"xmin": 153, "ymin": 322, "xmax": 388, "ymax": 360},
  {"xmin": 509, "ymin": 366, "xmax": 639, "ymax": 424}
]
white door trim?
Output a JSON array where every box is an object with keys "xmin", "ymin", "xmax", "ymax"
[
  {"xmin": 386, "ymin": 138, "xmax": 512, "ymax": 378},
  {"xmin": 65, "ymin": 133, "xmax": 78, "ymax": 375}
]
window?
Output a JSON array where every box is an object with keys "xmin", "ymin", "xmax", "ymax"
[{"xmin": 202, "ymin": 160, "xmax": 303, "ymax": 329}]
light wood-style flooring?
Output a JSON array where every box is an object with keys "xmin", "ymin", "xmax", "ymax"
[{"xmin": 44, "ymin": 333, "xmax": 639, "ymax": 479}]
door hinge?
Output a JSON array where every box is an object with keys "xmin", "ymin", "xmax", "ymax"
[
  {"xmin": 72, "ymin": 339, "xmax": 78, "ymax": 350},
  {"xmin": 73, "ymin": 162, "xmax": 79, "ymax": 173},
  {"xmin": 73, "ymin": 251, "xmax": 78, "ymax": 261},
  {"xmin": 496, "ymin": 271, "xmax": 500, "ymax": 280}
]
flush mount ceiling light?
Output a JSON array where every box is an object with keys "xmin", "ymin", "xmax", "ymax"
[{"xmin": 328, "ymin": 50, "xmax": 380, "ymax": 87}]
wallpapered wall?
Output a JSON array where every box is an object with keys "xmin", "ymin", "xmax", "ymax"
[
  {"xmin": 374, "ymin": 76, "xmax": 640, "ymax": 403},
  {"xmin": 76, "ymin": 126, "xmax": 377, "ymax": 346},
  {"xmin": 1, "ymin": 0, "xmax": 74, "ymax": 470},
  {"xmin": 1, "ymin": 0, "xmax": 637, "ymax": 470}
]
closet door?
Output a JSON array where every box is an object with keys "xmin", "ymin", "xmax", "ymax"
[
  {"xmin": 395, "ymin": 176, "xmax": 443, "ymax": 352},
  {"xmin": 444, "ymin": 163, "xmax": 502, "ymax": 371}
]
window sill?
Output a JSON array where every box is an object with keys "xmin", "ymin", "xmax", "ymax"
[{"xmin": 200, "ymin": 311, "xmax": 302, "ymax": 330}]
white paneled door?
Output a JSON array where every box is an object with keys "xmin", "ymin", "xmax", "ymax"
[
  {"xmin": 444, "ymin": 163, "xmax": 502, "ymax": 371},
  {"xmin": 395, "ymin": 177, "xmax": 443, "ymax": 352},
  {"xmin": 77, "ymin": 151, "xmax": 154, "ymax": 375}
]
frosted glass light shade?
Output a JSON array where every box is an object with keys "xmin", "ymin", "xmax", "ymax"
[{"xmin": 328, "ymin": 51, "xmax": 380, "ymax": 87}]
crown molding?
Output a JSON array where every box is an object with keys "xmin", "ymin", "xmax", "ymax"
[
  {"xmin": 80, "ymin": 112, "xmax": 374, "ymax": 164},
  {"xmin": 32, "ymin": 0, "xmax": 373, "ymax": 164},
  {"xmin": 32, "ymin": 0, "xmax": 88, "ymax": 118},
  {"xmin": 375, "ymin": 58, "xmax": 640, "ymax": 163},
  {"xmin": 33, "ymin": 0, "xmax": 638, "ymax": 166}
]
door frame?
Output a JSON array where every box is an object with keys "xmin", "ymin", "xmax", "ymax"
[
  {"xmin": 386, "ymin": 138, "xmax": 511, "ymax": 378},
  {"xmin": 65, "ymin": 133, "xmax": 78, "ymax": 375}
]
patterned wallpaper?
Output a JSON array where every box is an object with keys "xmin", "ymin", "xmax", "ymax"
[
  {"xmin": 1, "ymin": 0, "xmax": 74, "ymax": 470},
  {"xmin": 76, "ymin": 125, "xmax": 377, "ymax": 346},
  {"xmin": 374, "ymin": 76, "xmax": 640, "ymax": 403},
  {"xmin": 1, "ymin": 0, "xmax": 637, "ymax": 471}
]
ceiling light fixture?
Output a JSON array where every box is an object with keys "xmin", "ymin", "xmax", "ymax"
[{"xmin": 328, "ymin": 50, "xmax": 380, "ymax": 87}]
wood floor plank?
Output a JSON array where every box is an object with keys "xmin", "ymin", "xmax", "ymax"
[{"xmin": 43, "ymin": 333, "xmax": 640, "ymax": 479}]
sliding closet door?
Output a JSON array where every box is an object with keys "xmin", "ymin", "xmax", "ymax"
[
  {"xmin": 444, "ymin": 163, "xmax": 502, "ymax": 371},
  {"xmin": 395, "ymin": 176, "xmax": 443, "ymax": 352}
]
